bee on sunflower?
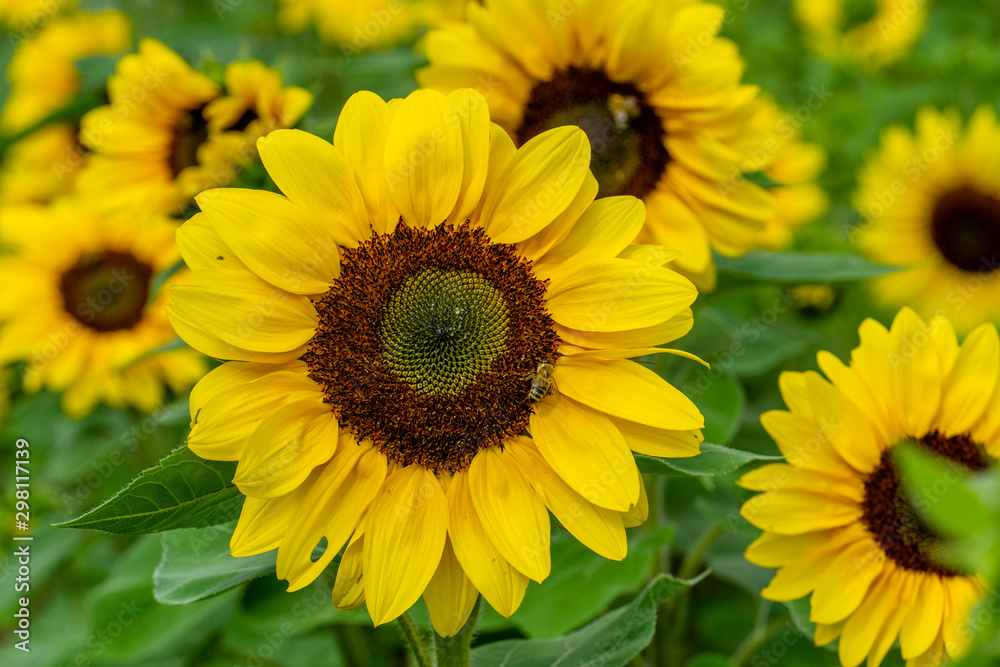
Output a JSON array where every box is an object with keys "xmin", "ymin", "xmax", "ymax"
[
  {"xmin": 167, "ymin": 88, "xmax": 705, "ymax": 636},
  {"xmin": 75, "ymin": 39, "xmax": 313, "ymax": 215},
  {"xmin": 416, "ymin": 0, "xmax": 827, "ymax": 289},
  {"xmin": 741, "ymin": 308, "xmax": 997, "ymax": 667}
]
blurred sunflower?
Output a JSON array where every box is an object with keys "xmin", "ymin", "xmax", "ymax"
[
  {"xmin": 855, "ymin": 105, "xmax": 1000, "ymax": 333},
  {"xmin": 0, "ymin": 200, "xmax": 206, "ymax": 417},
  {"xmin": 0, "ymin": 9, "xmax": 130, "ymax": 207},
  {"xmin": 167, "ymin": 88, "xmax": 705, "ymax": 635},
  {"xmin": 741, "ymin": 308, "xmax": 996, "ymax": 667},
  {"xmin": 0, "ymin": 0, "xmax": 77, "ymax": 28},
  {"xmin": 76, "ymin": 39, "xmax": 312, "ymax": 214},
  {"xmin": 417, "ymin": 0, "xmax": 826, "ymax": 289},
  {"xmin": 274, "ymin": 0, "xmax": 462, "ymax": 52},
  {"xmin": 792, "ymin": 0, "xmax": 927, "ymax": 68}
]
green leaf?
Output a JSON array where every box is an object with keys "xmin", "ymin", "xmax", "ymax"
[
  {"xmin": 635, "ymin": 444, "xmax": 782, "ymax": 477},
  {"xmin": 55, "ymin": 445, "xmax": 244, "ymax": 535},
  {"xmin": 509, "ymin": 526, "xmax": 674, "ymax": 638},
  {"xmin": 894, "ymin": 442, "xmax": 991, "ymax": 540},
  {"xmin": 154, "ymin": 523, "xmax": 278, "ymax": 605},
  {"xmin": 714, "ymin": 251, "xmax": 897, "ymax": 283},
  {"xmin": 470, "ymin": 573, "xmax": 705, "ymax": 667}
]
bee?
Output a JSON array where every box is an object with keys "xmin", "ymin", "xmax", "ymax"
[
  {"xmin": 607, "ymin": 93, "xmax": 641, "ymax": 131},
  {"xmin": 527, "ymin": 359, "xmax": 556, "ymax": 403}
]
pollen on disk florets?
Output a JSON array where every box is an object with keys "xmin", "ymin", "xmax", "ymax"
[
  {"xmin": 861, "ymin": 431, "xmax": 989, "ymax": 576},
  {"xmin": 305, "ymin": 222, "xmax": 561, "ymax": 473}
]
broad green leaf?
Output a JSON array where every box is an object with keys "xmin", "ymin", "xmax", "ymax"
[
  {"xmin": 636, "ymin": 444, "xmax": 782, "ymax": 477},
  {"xmin": 714, "ymin": 251, "xmax": 897, "ymax": 283},
  {"xmin": 470, "ymin": 573, "xmax": 705, "ymax": 667},
  {"xmin": 894, "ymin": 442, "xmax": 991, "ymax": 540},
  {"xmin": 56, "ymin": 445, "xmax": 244, "ymax": 535},
  {"xmin": 154, "ymin": 523, "xmax": 278, "ymax": 605},
  {"xmin": 510, "ymin": 526, "xmax": 675, "ymax": 638},
  {"xmin": 86, "ymin": 535, "xmax": 237, "ymax": 663}
]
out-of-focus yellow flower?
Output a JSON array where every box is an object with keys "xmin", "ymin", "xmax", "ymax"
[
  {"xmin": 0, "ymin": 199, "xmax": 206, "ymax": 417},
  {"xmin": 792, "ymin": 0, "xmax": 928, "ymax": 68},
  {"xmin": 1, "ymin": 9, "xmax": 130, "ymax": 134},
  {"xmin": 855, "ymin": 105, "xmax": 1000, "ymax": 334},
  {"xmin": 418, "ymin": 0, "xmax": 827, "ymax": 290},
  {"xmin": 76, "ymin": 39, "xmax": 313, "ymax": 214}
]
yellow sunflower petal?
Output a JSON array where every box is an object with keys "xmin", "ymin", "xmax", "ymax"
[
  {"xmin": 888, "ymin": 307, "xmax": 943, "ymax": 437},
  {"xmin": 480, "ymin": 126, "xmax": 591, "ymax": 244},
  {"xmin": 507, "ymin": 438, "xmax": 628, "ymax": 560},
  {"xmin": 810, "ymin": 538, "xmax": 887, "ymax": 624},
  {"xmin": 257, "ymin": 129, "xmax": 370, "ymax": 246},
  {"xmin": 555, "ymin": 355, "xmax": 703, "ymax": 431},
  {"xmin": 544, "ymin": 196, "xmax": 645, "ymax": 265},
  {"xmin": 445, "ymin": 89, "xmax": 490, "ymax": 225},
  {"xmin": 448, "ymin": 470, "xmax": 529, "ymax": 617},
  {"xmin": 839, "ymin": 570, "xmax": 899, "ymax": 667},
  {"xmin": 167, "ymin": 268, "xmax": 317, "ymax": 354},
  {"xmin": 278, "ymin": 441, "xmax": 386, "ymax": 592},
  {"xmin": 529, "ymin": 396, "xmax": 638, "ymax": 512},
  {"xmin": 195, "ymin": 188, "xmax": 340, "ymax": 295},
  {"xmin": 423, "ymin": 537, "xmax": 479, "ymax": 638},
  {"xmin": 333, "ymin": 515, "xmax": 368, "ymax": 611},
  {"xmin": 365, "ymin": 465, "xmax": 449, "ymax": 625},
  {"xmin": 384, "ymin": 90, "xmax": 464, "ymax": 228},
  {"xmin": 940, "ymin": 323, "xmax": 1000, "ymax": 436},
  {"xmin": 467, "ymin": 446, "xmax": 551, "ymax": 583},
  {"xmin": 740, "ymin": 490, "xmax": 862, "ymax": 535},
  {"xmin": 232, "ymin": 399, "xmax": 338, "ymax": 498},
  {"xmin": 900, "ymin": 574, "xmax": 945, "ymax": 660},
  {"xmin": 176, "ymin": 213, "xmax": 248, "ymax": 271}
]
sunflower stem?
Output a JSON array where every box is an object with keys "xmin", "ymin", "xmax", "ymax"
[
  {"xmin": 662, "ymin": 523, "xmax": 724, "ymax": 666},
  {"xmin": 730, "ymin": 615, "xmax": 791, "ymax": 667},
  {"xmin": 434, "ymin": 595, "xmax": 482, "ymax": 667},
  {"xmin": 397, "ymin": 612, "xmax": 434, "ymax": 667}
]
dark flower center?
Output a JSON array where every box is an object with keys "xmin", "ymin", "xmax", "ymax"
[
  {"xmin": 59, "ymin": 251, "xmax": 153, "ymax": 332},
  {"xmin": 305, "ymin": 223, "xmax": 560, "ymax": 473},
  {"xmin": 517, "ymin": 66, "xmax": 670, "ymax": 199},
  {"xmin": 862, "ymin": 431, "xmax": 989, "ymax": 576},
  {"xmin": 930, "ymin": 186, "xmax": 1000, "ymax": 273},
  {"xmin": 169, "ymin": 105, "xmax": 210, "ymax": 177}
]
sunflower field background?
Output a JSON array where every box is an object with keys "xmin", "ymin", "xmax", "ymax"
[{"xmin": 2, "ymin": 1, "xmax": 1000, "ymax": 666}]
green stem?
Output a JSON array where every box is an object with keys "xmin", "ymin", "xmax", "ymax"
[
  {"xmin": 397, "ymin": 612, "xmax": 434, "ymax": 667},
  {"xmin": 663, "ymin": 524, "xmax": 725, "ymax": 666},
  {"xmin": 332, "ymin": 624, "xmax": 369, "ymax": 667},
  {"xmin": 434, "ymin": 595, "xmax": 483, "ymax": 667},
  {"xmin": 730, "ymin": 616, "xmax": 791, "ymax": 667}
]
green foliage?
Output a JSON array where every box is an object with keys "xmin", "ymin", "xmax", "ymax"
[
  {"xmin": 714, "ymin": 251, "xmax": 898, "ymax": 283},
  {"xmin": 56, "ymin": 445, "xmax": 244, "ymax": 535},
  {"xmin": 636, "ymin": 445, "xmax": 781, "ymax": 477},
  {"xmin": 470, "ymin": 573, "xmax": 704, "ymax": 667}
]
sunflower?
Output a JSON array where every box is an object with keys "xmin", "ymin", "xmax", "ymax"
[
  {"xmin": 855, "ymin": 105, "xmax": 1000, "ymax": 334},
  {"xmin": 0, "ymin": 0, "xmax": 77, "ymax": 28},
  {"xmin": 740, "ymin": 307, "xmax": 997, "ymax": 667},
  {"xmin": 274, "ymin": 0, "xmax": 449, "ymax": 52},
  {"xmin": 167, "ymin": 88, "xmax": 705, "ymax": 636},
  {"xmin": 0, "ymin": 9, "xmax": 130, "ymax": 208},
  {"xmin": 792, "ymin": 0, "xmax": 927, "ymax": 68},
  {"xmin": 416, "ymin": 0, "xmax": 828, "ymax": 289},
  {"xmin": 0, "ymin": 199, "xmax": 206, "ymax": 417},
  {"xmin": 76, "ymin": 39, "xmax": 313, "ymax": 214}
]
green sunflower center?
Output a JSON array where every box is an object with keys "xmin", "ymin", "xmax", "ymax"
[
  {"xmin": 169, "ymin": 105, "xmax": 210, "ymax": 177},
  {"xmin": 862, "ymin": 431, "xmax": 989, "ymax": 577},
  {"xmin": 517, "ymin": 66, "xmax": 670, "ymax": 199},
  {"xmin": 305, "ymin": 223, "xmax": 560, "ymax": 473},
  {"xmin": 930, "ymin": 186, "xmax": 1000, "ymax": 273},
  {"xmin": 59, "ymin": 251, "xmax": 153, "ymax": 332},
  {"xmin": 382, "ymin": 268, "xmax": 509, "ymax": 395}
]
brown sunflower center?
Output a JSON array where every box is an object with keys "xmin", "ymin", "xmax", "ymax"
[
  {"xmin": 305, "ymin": 223, "xmax": 560, "ymax": 473},
  {"xmin": 517, "ymin": 66, "xmax": 670, "ymax": 199},
  {"xmin": 169, "ymin": 105, "xmax": 210, "ymax": 177},
  {"xmin": 59, "ymin": 251, "xmax": 154, "ymax": 332},
  {"xmin": 930, "ymin": 186, "xmax": 1000, "ymax": 273},
  {"xmin": 862, "ymin": 431, "xmax": 989, "ymax": 576}
]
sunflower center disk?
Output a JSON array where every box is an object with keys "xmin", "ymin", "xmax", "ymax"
[
  {"xmin": 930, "ymin": 186, "xmax": 1000, "ymax": 273},
  {"xmin": 169, "ymin": 105, "xmax": 210, "ymax": 176},
  {"xmin": 59, "ymin": 251, "xmax": 153, "ymax": 333},
  {"xmin": 305, "ymin": 223, "xmax": 560, "ymax": 473},
  {"xmin": 862, "ymin": 431, "xmax": 989, "ymax": 576},
  {"xmin": 382, "ymin": 268, "xmax": 509, "ymax": 395},
  {"xmin": 517, "ymin": 66, "xmax": 670, "ymax": 199}
]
